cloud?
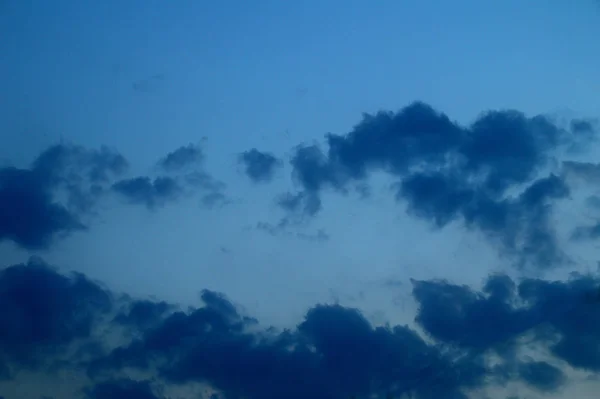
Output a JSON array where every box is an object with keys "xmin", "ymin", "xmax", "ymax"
[
  {"xmin": 412, "ymin": 272, "xmax": 600, "ymax": 373},
  {"xmin": 113, "ymin": 300, "xmax": 173, "ymax": 330},
  {"xmin": 277, "ymin": 191, "xmax": 322, "ymax": 223},
  {"xmin": 517, "ymin": 361, "xmax": 566, "ymax": 392},
  {"xmin": 0, "ymin": 257, "xmax": 111, "ymax": 375},
  {"xmin": 112, "ymin": 176, "xmax": 183, "ymax": 209},
  {"xmin": 112, "ymin": 142, "xmax": 227, "ymax": 210},
  {"xmin": 399, "ymin": 173, "xmax": 570, "ymax": 268},
  {"xmin": 110, "ymin": 170, "xmax": 229, "ymax": 210},
  {"xmin": 238, "ymin": 148, "xmax": 282, "ymax": 183},
  {"xmin": 84, "ymin": 379, "xmax": 162, "ymax": 399},
  {"xmin": 32, "ymin": 143, "xmax": 128, "ymax": 186},
  {"xmin": 0, "ymin": 144, "xmax": 128, "ymax": 250},
  {"xmin": 5, "ymin": 102, "xmax": 600, "ymax": 397},
  {"xmin": 0, "ymin": 142, "xmax": 228, "ymax": 250},
  {"xmin": 186, "ymin": 171, "xmax": 230, "ymax": 209},
  {"xmin": 562, "ymin": 161, "xmax": 600, "ymax": 185},
  {"xmin": 82, "ymin": 286, "xmax": 489, "ymax": 399},
  {"xmin": 571, "ymin": 222, "xmax": 600, "ymax": 241},
  {"xmin": 185, "ymin": 170, "xmax": 228, "ymax": 205},
  {"xmin": 0, "ymin": 166, "xmax": 84, "ymax": 250},
  {"xmin": 571, "ymin": 119, "xmax": 596, "ymax": 134},
  {"xmin": 158, "ymin": 144, "xmax": 204, "ymax": 173},
  {"xmin": 121, "ymin": 145, "xmax": 230, "ymax": 210},
  {"xmin": 3, "ymin": 257, "xmax": 600, "ymax": 398},
  {"xmin": 262, "ymin": 102, "xmax": 594, "ymax": 268}
]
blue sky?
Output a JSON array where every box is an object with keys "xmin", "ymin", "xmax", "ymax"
[{"xmin": 2, "ymin": 1, "xmax": 600, "ymax": 398}]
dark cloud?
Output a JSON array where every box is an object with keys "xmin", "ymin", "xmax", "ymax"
[
  {"xmin": 571, "ymin": 222, "xmax": 600, "ymax": 241},
  {"xmin": 277, "ymin": 191, "xmax": 322, "ymax": 222},
  {"xmin": 291, "ymin": 144, "xmax": 342, "ymax": 193},
  {"xmin": 412, "ymin": 275, "xmax": 532, "ymax": 356},
  {"xmin": 112, "ymin": 176, "xmax": 183, "ymax": 209},
  {"xmin": 2, "ymin": 257, "xmax": 600, "ymax": 397},
  {"xmin": 91, "ymin": 294, "xmax": 485, "ymax": 399},
  {"xmin": 0, "ymin": 166, "xmax": 85, "ymax": 250},
  {"xmin": 112, "ymin": 145, "xmax": 228, "ymax": 210},
  {"xmin": 158, "ymin": 144, "xmax": 204, "ymax": 173},
  {"xmin": 239, "ymin": 148, "xmax": 282, "ymax": 183},
  {"xmin": 0, "ymin": 141, "xmax": 227, "ymax": 249},
  {"xmin": 459, "ymin": 111, "xmax": 560, "ymax": 194},
  {"xmin": 412, "ymin": 272, "xmax": 600, "ymax": 374},
  {"xmin": 110, "ymin": 179, "xmax": 228, "ymax": 211},
  {"xmin": 275, "ymin": 102, "xmax": 590, "ymax": 268},
  {"xmin": 517, "ymin": 360, "xmax": 566, "ymax": 392},
  {"xmin": 0, "ymin": 260, "xmax": 481, "ymax": 398},
  {"xmin": 0, "ymin": 257, "xmax": 111, "ymax": 374},
  {"xmin": 399, "ymin": 172, "xmax": 570, "ymax": 268},
  {"xmin": 110, "ymin": 143, "xmax": 229, "ymax": 210},
  {"xmin": 32, "ymin": 144, "xmax": 128, "ymax": 186},
  {"xmin": 32, "ymin": 144, "xmax": 128, "ymax": 215},
  {"xmin": 152, "ymin": 145, "xmax": 228, "ymax": 209},
  {"xmin": 113, "ymin": 299, "xmax": 173, "ymax": 330},
  {"xmin": 0, "ymin": 144, "xmax": 127, "ymax": 250},
  {"xmin": 563, "ymin": 160, "xmax": 600, "ymax": 185},
  {"xmin": 185, "ymin": 171, "xmax": 225, "ymax": 192},
  {"xmin": 5, "ymin": 100, "xmax": 600, "ymax": 398},
  {"xmin": 186, "ymin": 172, "xmax": 229, "ymax": 209},
  {"xmin": 569, "ymin": 118, "xmax": 598, "ymax": 146},
  {"xmin": 571, "ymin": 119, "xmax": 596, "ymax": 134},
  {"xmin": 84, "ymin": 378, "xmax": 162, "ymax": 399}
]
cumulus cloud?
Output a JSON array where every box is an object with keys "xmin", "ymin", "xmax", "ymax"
[
  {"xmin": 5, "ymin": 101, "xmax": 600, "ymax": 397},
  {"xmin": 184, "ymin": 170, "xmax": 224, "ymax": 192},
  {"xmin": 238, "ymin": 148, "xmax": 282, "ymax": 183},
  {"xmin": 412, "ymin": 272, "xmax": 600, "ymax": 374},
  {"xmin": 0, "ymin": 166, "xmax": 85, "ymax": 250},
  {"xmin": 277, "ymin": 191, "xmax": 322, "ymax": 222},
  {"xmin": 400, "ymin": 173, "xmax": 570, "ymax": 268},
  {"xmin": 0, "ymin": 144, "xmax": 127, "ymax": 250},
  {"xmin": 113, "ymin": 143, "xmax": 226, "ymax": 209},
  {"xmin": 254, "ymin": 102, "xmax": 596, "ymax": 268},
  {"xmin": 111, "ymin": 142, "xmax": 228, "ymax": 210},
  {"xmin": 0, "ymin": 257, "xmax": 112, "ymax": 376},
  {"xmin": 0, "ymin": 258, "xmax": 484, "ymax": 398},
  {"xmin": 0, "ymin": 142, "xmax": 229, "ymax": 250},
  {"xmin": 1, "ymin": 257, "xmax": 600, "ymax": 398},
  {"xmin": 158, "ymin": 144, "xmax": 204, "ymax": 173},
  {"xmin": 112, "ymin": 176, "xmax": 183, "ymax": 209}
]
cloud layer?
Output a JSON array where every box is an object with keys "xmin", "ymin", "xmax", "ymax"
[
  {"xmin": 3, "ymin": 102, "xmax": 597, "ymax": 267},
  {"xmin": 278, "ymin": 102, "xmax": 598, "ymax": 269},
  {"xmin": 3, "ymin": 102, "xmax": 600, "ymax": 397},
  {"xmin": 1, "ymin": 257, "xmax": 599, "ymax": 398},
  {"xmin": 0, "ymin": 143, "xmax": 225, "ymax": 250}
]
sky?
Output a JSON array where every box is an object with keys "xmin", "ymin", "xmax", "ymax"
[{"xmin": 1, "ymin": 0, "xmax": 600, "ymax": 398}]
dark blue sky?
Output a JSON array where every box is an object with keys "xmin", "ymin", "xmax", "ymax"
[{"xmin": 1, "ymin": 1, "xmax": 600, "ymax": 398}]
